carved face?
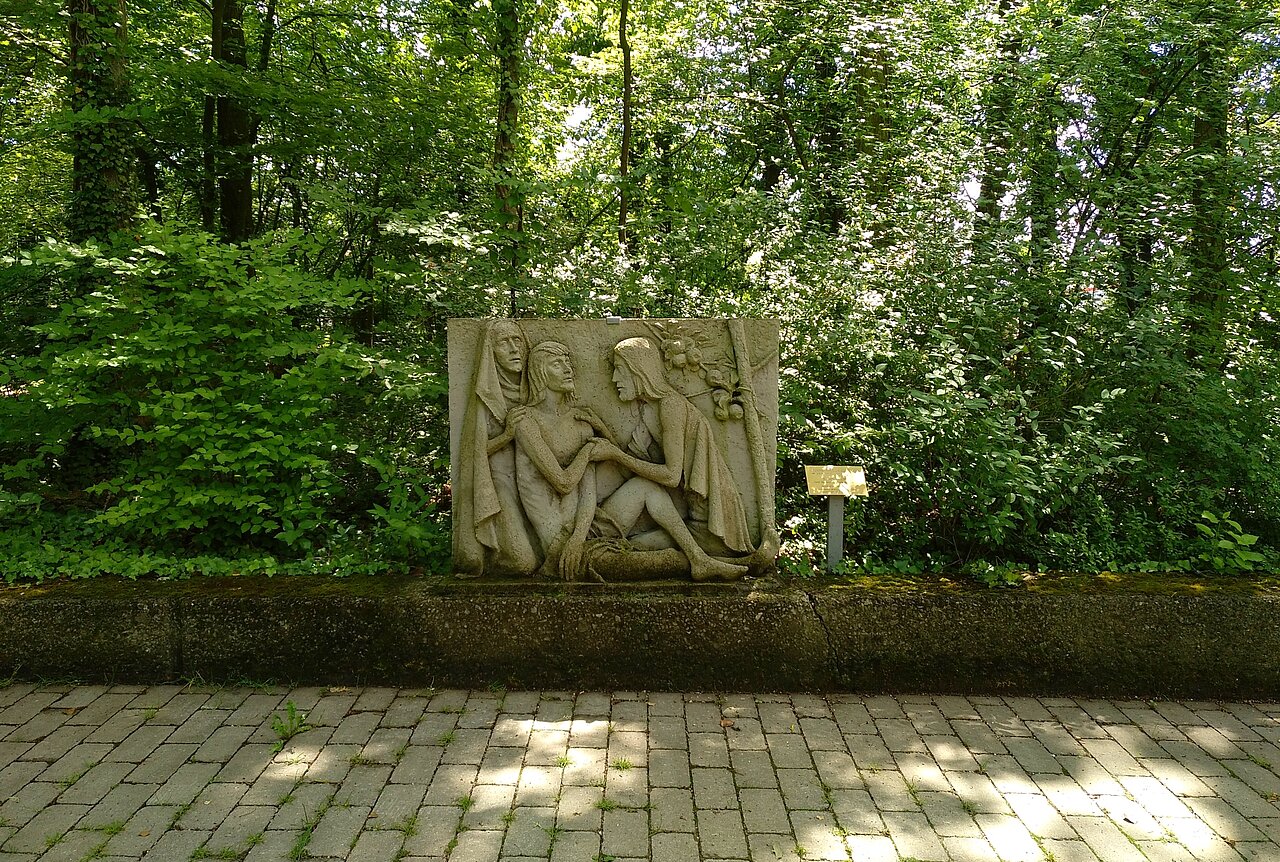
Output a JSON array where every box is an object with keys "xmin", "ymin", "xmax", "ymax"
[
  {"xmin": 612, "ymin": 359, "xmax": 638, "ymax": 402},
  {"xmin": 492, "ymin": 327, "xmax": 525, "ymax": 374},
  {"xmin": 544, "ymin": 352, "xmax": 575, "ymax": 393}
]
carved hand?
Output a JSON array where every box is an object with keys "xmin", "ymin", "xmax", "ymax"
[{"xmin": 589, "ymin": 438, "xmax": 624, "ymax": 463}]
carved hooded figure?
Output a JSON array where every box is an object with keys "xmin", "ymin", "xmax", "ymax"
[{"xmin": 453, "ymin": 320, "xmax": 538, "ymax": 576}]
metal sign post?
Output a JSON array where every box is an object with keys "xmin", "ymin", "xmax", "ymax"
[{"xmin": 804, "ymin": 465, "xmax": 868, "ymax": 572}]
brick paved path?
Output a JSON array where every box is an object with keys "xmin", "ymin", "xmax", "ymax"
[{"xmin": 1, "ymin": 685, "xmax": 1279, "ymax": 861}]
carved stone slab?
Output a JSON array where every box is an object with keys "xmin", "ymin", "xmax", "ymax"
[{"xmin": 448, "ymin": 319, "xmax": 779, "ymax": 581}]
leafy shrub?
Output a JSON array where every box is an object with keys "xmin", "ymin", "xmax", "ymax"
[{"xmin": 1, "ymin": 225, "xmax": 447, "ymax": 566}]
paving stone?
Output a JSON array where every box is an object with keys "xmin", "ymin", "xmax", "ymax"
[
  {"xmin": 497, "ymin": 805, "xmax": 554, "ymax": 856},
  {"xmin": 828, "ymin": 788, "xmax": 885, "ymax": 835},
  {"xmin": 1005, "ymin": 736, "xmax": 1064, "ymax": 774},
  {"xmin": 602, "ymin": 808, "xmax": 649, "ymax": 857},
  {"xmin": 652, "ymin": 830, "xmax": 700, "ymax": 862},
  {"xmin": 81, "ymin": 782, "xmax": 158, "ymax": 829},
  {"xmin": 876, "ymin": 718, "xmax": 927, "ymax": 754},
  {"xmin": 336, "ymin": 764, "xmax": 393, "ymax": 807},
  {"xmin": 1005, "ymin": 791, "xmax": 1076, "ymax": 838},
  {"xmin": 137, "ymin": 826, "xmax": 209, "ymax": 862},
  {"xmin": 268, "ymin": 781, "xmax": 334, "ymax": 831},
  {"xmin": 692, "ymin": 767, "xmax": 737, "ymax": 809},
  {"xmin": 649, "ymin": 748, "xmax": 691, "ymax": 788},
  {"xmin": 191, "ymin": 724, "xmax": 255, "ymax": 763},
  {"xmin": 1039, "ymin": 837, "xmax": 1104, "ymax": 862},
  {"xmin": 697, "ymin": 807, "xmax": 748, "ymax": 858},
  {"xmin": 100, "ymin": 805, "xmax": 178, "ymax": 856},
  {"xmin": 206, "ymin": 804, "xmax": 276, "ymax": 854},
  {"xmin": 730, "ymin": 749, "xmax": 778, "ymax": 788},
  {"xmin": 307, "ymin": 803, "xmax": 371, "ymax": 857},
  {"xmin": 390, "ymin": 744, "xmax": 443, "ymax": 786},
  {"xmin": 880, "ymin": 810, "xmax": 949, "ymax": 860},
  {"xmin": 13, "ymin": 722, "xmax": 87, "ymax": 760},
  {"xmin": 179, "ymin": 781, "xmax": 250, "ymax": 830},
  {"xmin": 789, "ymin": 808, "xmax": 848, "ymax": 860},
  {"xmin": 548, "ymin": 828, "xmax": 599, "ymax": 862},
  {"xmin": 3, "ymin": 803, "xmax": 89, "ymax": 854},
  {"xmin": 147, "ymin": 760, "xmax": 221, "ymax": 806},
  {"xmin": 126, "ymin": 742, "xmax": 199, "ymax": 785},
  {"xmin": 0, "ymin": 779, "xmax": 55, "ymax": 830},
  {"xmin": 56, "ymin": 761, "xmax": 135, "ymax": 806},
  {"xmin": 346, "ymin": 827, "xmax": 404, "ymax": 861},
  {"xmin": 777, "ymin": 767, "xmax": 827, "ymax": 810},
  {"xmin": 844, "ymin": 732, "xmax": 894, "ymax": 769},
  {"xmin": 844, "ymin": 835, "xmax": 896, "ymax": 860},
  {"xmin": 947, "ymin": 771, "xmax": 1012, "ymax": 814},
  {"xmin": 513, "ymin": 765, "xmax": 559, "ymax": 807},
  {"xmin": 812, "ymin": 750, "xmax": 859, "ymax": 790},
  {"xmin": 555, "ymin": 784, "xmax": 602, "ymax": 831},
  {"xmin": 895, "ymin": 751, "xmax": 951, "ymax": 792},
  {"xmin": 686, "ymin": 696, "xmax": 727, "ymax": 732},
  {"xmin": 1159, "ymin": 815, "xmax": 1248, "ymax": 861},
  {"xmin": 1066, "ymin": 814, "xmax": 1147, "ymax": 862},
  {"xmin": 489, "ymin": 716, "xmax": 532, "ymax": 750},
  {"xmin": 605, "ymin": 764, "xmax": 648, "ymax": 808},
  {"xmin": 863, "ymin": 768, "xmax": 920, "ymax": 811},
  {"xmin": 240, "ymin": 828, "xmax": 303, "ymax": 862},
  {"xmin": 830, "ymin": 702, "xmax": 876, "ymax": 735},
  {"xmin": 561, "ymin": 746, "xmax": 606, "ymax": 786},
  {"xmin": 461, "ymin": 783, "xmax": 515, "ymax": 830},
  {"xmin": 737, "ymin": 787, "xmax": 788, "ymax": 833},
  {"xmin": 1032, "ymin": 773, "xmax": 1102, "ymax": 817},
  {"xmin": 943, "ymin": 835, "xmax": 1004, "ymax": 861},
  {"xmin": 917, "ymin": 789, "xmax": 983, "ymax": 837},
  {"xmin": 689, "ymin": 732, "xmax": 730, "ymax": 767}
]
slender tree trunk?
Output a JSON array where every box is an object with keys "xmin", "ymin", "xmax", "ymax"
[
  {"xmin": 619, "ymin": 0, "xmax": 633, "ymax": 252},
  {"xmin": 213, "ymin": 0, "xmax": 253, "ymax": 243},
  {"xmin": 67, "ymin": 0, "xmax": 135, "ymax": 242},
  {"xmin": 492, "ymin": 0, "xmax": 523, "ymax": 311},
  {"xmin": 1186, "ymin": 37, "xmax": 1230, "ymax": 365},
  {"xmin": 974, "ymin": 0, "xmax": 1017, "ymax": 245},
  {"xmin": 200, "ymin": 94, "xmax": 217, "ymax": 232},
  {"xmin": 814, "ymin": 50, "xmax": 846, "ymax": 234}
]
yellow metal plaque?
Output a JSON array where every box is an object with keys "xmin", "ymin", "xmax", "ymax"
[{"xmin": 805, "ymin": 465, "xmax": 868, "ymax": 497}]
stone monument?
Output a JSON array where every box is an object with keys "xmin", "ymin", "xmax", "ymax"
[{"xmin": 449, "ymin": 318, "xmax": 779, "ymax": 581}]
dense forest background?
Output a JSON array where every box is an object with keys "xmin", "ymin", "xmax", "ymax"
[{"xmin": 1, "ymin": 0, "xmax": 1277, "ymax": 581}]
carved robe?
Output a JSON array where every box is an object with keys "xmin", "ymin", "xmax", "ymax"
[{"xmin": 453, "ymin": 325, "xmax": 538, "ymax": 575}]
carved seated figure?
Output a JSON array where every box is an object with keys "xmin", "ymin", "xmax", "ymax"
[
  {"xmin": 509, "ymin": 341, "xmax": 609, "ymax": 579},
  {"xmin": 584, "ymin": 337, "xmax": 751, "ymax": 582}
]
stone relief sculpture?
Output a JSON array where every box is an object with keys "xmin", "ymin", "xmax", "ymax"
[{"xmin": 448, "ymin": 318, "xmax": 779, "ymax": 582}]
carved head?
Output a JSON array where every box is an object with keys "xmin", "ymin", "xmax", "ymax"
[
  {"xmin": 527, "ymin": 341, "xmax": 576, "ymax": 403},
  {"xmin": 612, "ymin": 337, "xmax": 676, "ymax": 402},
  {"xmin": 490, "ymin": 320, "xmax": 526, "ymax": 374}
]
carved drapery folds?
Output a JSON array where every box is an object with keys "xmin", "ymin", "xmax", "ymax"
[{"xmin": 448, "ymin": 319, "xmax": 779, "ymax": 581}]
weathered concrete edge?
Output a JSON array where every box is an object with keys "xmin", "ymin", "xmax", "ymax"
[{"xmin": 1, "ymin": 582, "xmax": 1277, "ymax": 697}]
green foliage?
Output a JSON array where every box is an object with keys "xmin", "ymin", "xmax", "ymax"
[
  {"xmin": 0, "ymin": 0, "xmax": 1277, "ymax": 582},
  {"xmin": 1, "ymin": 225, "xmax": 449, "ymax": 577}
]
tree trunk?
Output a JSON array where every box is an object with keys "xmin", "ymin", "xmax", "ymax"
[
  {"xmin": 492, "ymin": 0, "xmax": 523, "ymax": 311},
  {"xmin": 974, "ymin": 0, "xmax": 1018, "ymax": 245},
  {"xmin": 619, "ymin": 0, "xmax": 633, "ymax": 252},
  {"xmin": 213, "ymin": 0, "xmax": 253, "ymax": 243},
  {"xmin": 67, "ymin": 0, "xmax": 135, "ymax": 242},
  {"xmin": 1186, "ymin": 37, "xmax": 1230, "ymax": 365}
]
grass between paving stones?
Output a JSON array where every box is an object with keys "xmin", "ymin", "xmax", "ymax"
[{"xmin": 289, "ymin": 791, "xmax": 335, "ymax": 861}]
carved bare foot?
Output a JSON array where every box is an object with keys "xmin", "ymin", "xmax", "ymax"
[{"xmin": 690, "ymin": 556, "xmax": 749, "ymax": 582}]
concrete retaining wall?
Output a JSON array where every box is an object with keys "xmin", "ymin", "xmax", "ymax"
[{"xmin": 2, "ymin": 578, "xmax": 1277, "ymax": 697}]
